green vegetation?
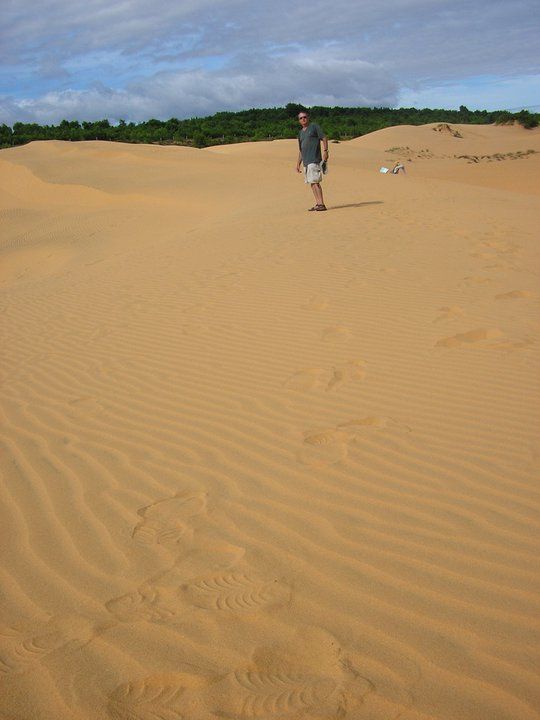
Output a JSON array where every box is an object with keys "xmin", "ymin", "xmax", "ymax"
[
  {"xmin": 494, "ymin": 109, "xmax": 539, "ymax": 129},
  {"xmin": 1, "ymin": 103, "xmax": 538, "ymax": 149}
]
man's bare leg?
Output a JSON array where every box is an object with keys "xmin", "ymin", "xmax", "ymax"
[{"xmin": 311, "ymin": 182, "xmax": 325, "ymax": 207}]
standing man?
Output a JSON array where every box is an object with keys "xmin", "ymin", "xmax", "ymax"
[{"xmin": 296, "ymin": 111, "xmax": 329, "ymax": 212}]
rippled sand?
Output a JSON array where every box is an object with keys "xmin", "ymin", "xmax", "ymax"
[{"xmin": 1, "ymin": 123, "xmax": 539, "ymax": 719}]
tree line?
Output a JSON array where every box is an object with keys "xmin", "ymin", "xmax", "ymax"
[{"xmin": 1, "ymin": 104, "xmax": 538, "ymax": 149}]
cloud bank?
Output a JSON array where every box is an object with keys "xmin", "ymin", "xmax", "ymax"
[{"xmin": 1, "ymin": 0, "xmax": 539, "ymax": 124}]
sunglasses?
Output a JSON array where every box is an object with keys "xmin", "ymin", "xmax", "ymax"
[{"xmin": 298, "ymin": 115, "xmax": 308, "ymax": 120}]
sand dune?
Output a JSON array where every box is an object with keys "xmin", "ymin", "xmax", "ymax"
[{"xmin": 1, "ymin": 123, "xmax": 539, "ymax": 720}]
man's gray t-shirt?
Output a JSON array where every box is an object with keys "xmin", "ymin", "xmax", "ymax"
[{"xmin": 298, "ymin": 122, "xmax": 325, "ymax": 166}]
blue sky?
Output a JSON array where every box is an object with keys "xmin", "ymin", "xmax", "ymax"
[{"xmin": 1, "ymin": 0, "xmax": 539, "ymax": 124}]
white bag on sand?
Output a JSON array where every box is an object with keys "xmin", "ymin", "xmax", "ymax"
[{"xmin": 380, "ymin": 167, "xmax": 389, "ymax": 173}]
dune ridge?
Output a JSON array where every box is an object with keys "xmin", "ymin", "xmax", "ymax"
[{"xmin": 1, "ymin": 123, "xmax": 539, "ymax": 720}]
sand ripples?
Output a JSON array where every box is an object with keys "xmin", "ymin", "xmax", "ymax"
[{"xmin": 1, "ymin": 137, "xmax": 539, "ymax": 719}]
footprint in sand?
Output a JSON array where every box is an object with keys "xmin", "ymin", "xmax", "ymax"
[
  {"xmin": 337, "ymin": 415, "xmax": 412, "ymax": 439},
  {"xmin": 469, "ymin": 251, "xmax": 496, "ymax": 260},
  {"xmin": 106, "ymin": 584, "xmax": 186, "ymax": 624},
  {"xmin": 284, "ymin": 368, "xmax": 325, "ymax": 391},
  {"xmin": 147, "ymin": 533, "xmax": 247, "ymax": 589},
  {"xmin": 116, "ymin": 490, "xmax": 277, "ymax": 626},
  {"xmin": 488, "ymin": 337, "xmax": 534, "ymax": 352},
  {"xmin": 106, "ymin": 569, "xmax": 289, "ymax": 626},
  {"xmin": 202, "ymin": 668, "xmax": 344, "ymax": 719},
  {"xmin": 295, "ymin": 415, "xmax": 411, "ymax": 466},
  {"xmin": 297, "ymin": 429, "xmax": 351, "ymax": 467},
  {"xmin": 108, "ymin": 672, "xmax": 209, "ymax": 720},
  {"xmin": 326, "ymin": 360, "xmax": 366, "ymax": 391},
  {"xmin": 321, "ymin": 326, "xmax": 352, "ymax": 343},
  {"xmin": 132, "ymin": 492, "xmax": 207, "ymax": 548},
  {"xmin": 460, "ymin": 275, "xmax": 494, "ymax": 286},
  {"xmin": 285, "ymin": 361, "xmax": 366, "ymax": 393},
  {"xmin": 495, "ymin": 290, "xmax": 533, "ymax": 301},
  {"xmin": 182, "ymin": 572, "xmax": 291, "ymax": 613},
  {"xmin": 108, "ymin": 525, "xmax": 249, "ymax": 624},
  {"xmin": 470, "ymin": 243, "xmax": 521, "ymax": 268},
  {"xmin": 481, "ymin": 260, "xmax": 518, "ymax": 272},
  {"xmin": 480, "ymin": 240, "xmax": 521, "ymax": 255},
  {"xmin": 107, "ymin": 627, "xmax": 376, "ymax": 720},
  {"xmin": 0, "ymin": 615, "xmax": 95, "ymax": 676},
  {"xmin": 302, "ymin": 296, "xmax": 329, "ymax": 311},
  {"xmin": 435, "ymin": 327, "xmax": 503, "ymax": 348},
  {"xmin": 66, "ymin": 396, "xmax": 104, "ymax": 419},
  {"xmin": 433, "ymin": 306, "xmax": 465, "ymax": 323}
]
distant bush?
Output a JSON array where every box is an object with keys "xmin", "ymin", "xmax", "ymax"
[
  {"xmin": 495, "ymin": 110, "xmax": 538, "ymax": 129},
  {"xmin": 494, "ymin": 111, "xmax": 515, "ymax": 126},
  {"xmin": 192, "ymin": 132, "xmax": 209, "ymax": 148},
  {"xmin": 0, "ymin": 123, "xmax": 14, "ymax": 147},
  {"xmin": 4, "ymin": 105, "xmax": 539, "ymax": 149},
  {"xmin": 515, "ymin": 110, "xmax": 538, "ymax": 129}
]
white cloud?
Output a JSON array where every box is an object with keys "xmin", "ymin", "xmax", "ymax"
[
  {"xmin": 0, "ymin": 56, "xmax": 399, "ymax": 125},
  {"xmin": 1, "ymin": 0, "xmax": 539, "ymax": 123}
]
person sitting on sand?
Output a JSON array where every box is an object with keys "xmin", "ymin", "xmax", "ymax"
[
  {"xmin": 391, "ymin": 161, "xmax": 406, "ymax": 174},
  {"xmin": 296, "ymin": 111, "xmax": 329, "ymax": 212}
]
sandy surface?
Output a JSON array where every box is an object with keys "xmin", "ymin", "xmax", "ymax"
[{"xmin": 1, "ymin": 122, "xmax": 539, "ymax": 720}]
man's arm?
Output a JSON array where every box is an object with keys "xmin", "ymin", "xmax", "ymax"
[
  {"xmin": 296, "ymin": 141, "xmax": 303, "ymax": 172},
  {"xmin": 320, "ymin": 130, "xmax": 329, "ymax": 160}
]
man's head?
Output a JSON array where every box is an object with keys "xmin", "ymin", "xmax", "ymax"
[{"xmin": 298, "ymin": 111, "xmax": 309, "ymax": 126}]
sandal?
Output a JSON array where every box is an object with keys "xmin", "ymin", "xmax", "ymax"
[{"xmin": 315, "ymin": 204, "xmax": 327, "ymax": 211}]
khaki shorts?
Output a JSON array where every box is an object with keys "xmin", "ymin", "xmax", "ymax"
[{"xmin": 304, "ymin": 162, "xmax": 323, "ymax": 184}]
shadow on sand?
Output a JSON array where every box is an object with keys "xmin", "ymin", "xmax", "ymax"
[{"xmin": 329, "ymin": 201, "xmax": 384, "ymax": 211}]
